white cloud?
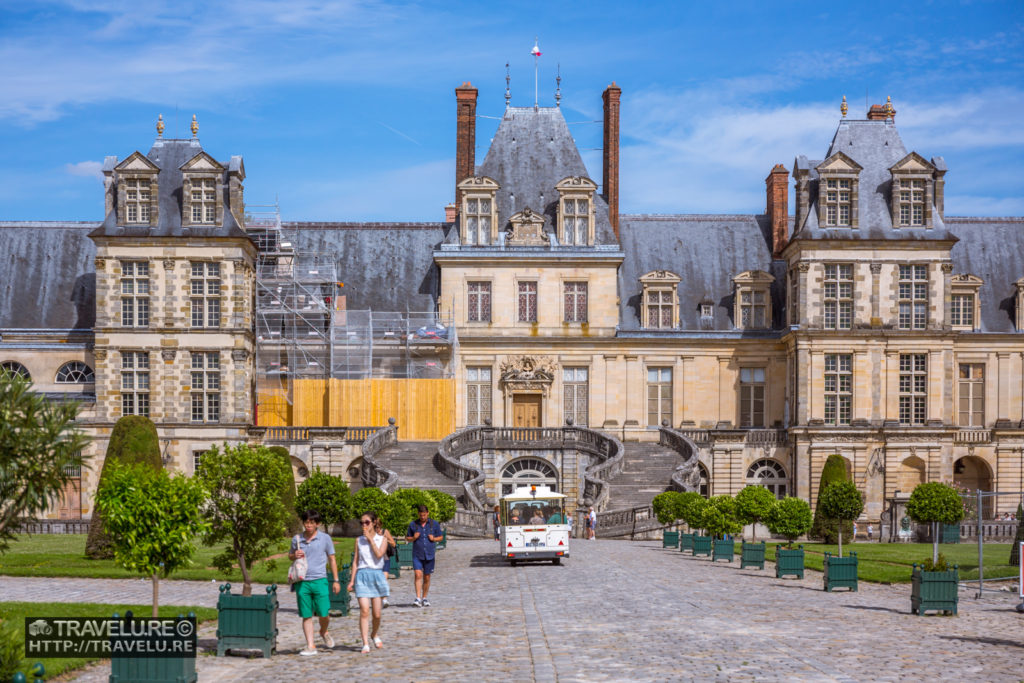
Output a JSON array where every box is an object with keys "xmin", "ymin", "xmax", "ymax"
[{"xmin": 64, "ymin": 160, "xmax": 103, "ymax": 181}]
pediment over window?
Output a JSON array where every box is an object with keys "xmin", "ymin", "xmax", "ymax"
[
  {"xmin": 639, "ymin": 270, "xmax": 681, "ymax": 284},
  {"xmin": 554, "ymin": 176, "xmax": 598, "ymax": 192},
  {"xmin": 180, "ymin": 151, "xmax": 225, "ymax": 172},
  {"xmin": 507, "ymin": 207, "xmax": 548, "ymax": 246},
  {"xmin": 951, "ymin": 273, "xmax": 983, "ymax": 287},
  {"xmin": 889, "ymin": 152, "xmax": 936, "ymax": 173},
  {"xmin": 815, "ymin": 152, "xmax": 863, "ymax": 173},
  {"xmin": 732, "ymin": 270, "xmax": 775, "ymax": 285},
  {"xmin": 457, "ymin": 176, "xmax": 500, "ymax": 192},
  {"xmin": 114, "ymin": 151, "xmax": 159, "ymax": 173}
]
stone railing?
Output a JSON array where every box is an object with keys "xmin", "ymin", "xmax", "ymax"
[
  {"xmin": 18, "ymin": 519, "xmax": 92, "ymax": 534},
  {"xmin": 449, "ymin": 509, "xmax": 490, "ymax": 536},
  {"xmin": 435, "ymin": 426, "xmax": 489, "ymax": 511},
  {"xmin": 745, "ymin": 428, "xmax": 789, "ymax": 445},
  {"xmin": 953, "ymin": 428, "xmax": 993, "ymax": 444},
  {"xmin": 677, "ymin": 428, "xmax": 712, "ymax": 446},
  {"xmin": 660, "ymin": 424, "xmax": 703, "ymax": 494},
  {"xmin": 258, "ymin": 425, "xmax": 383, "ymax": 445},
  {"xmin": 577, "ymin": 425, "xmax": 625, "ymax": 512},
  {"xmin": 360, "ymin": 419, "xmax": 400, "ymax": 492}
]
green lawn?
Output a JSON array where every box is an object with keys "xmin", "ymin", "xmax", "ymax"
[
  {"xmin": 0, "ymin": 534, "xmax": 356, "ymax": 583},
  {"xmin": 1, "ymin": 601, "xmax": 217, "ymax": 680}
]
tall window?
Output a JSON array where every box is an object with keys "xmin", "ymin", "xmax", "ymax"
[
  {"xmin": 120, "ymin": 260, "xmax": 150, "ymax": 327},
  {"xmin": 464, "ymin": 197, "xmax": 492, "ymax": 245},
  {"xmin": 466, "ymin": 366, "xmax": 492, "ymax": 426},
  {"xmin": 646, "ymin": 290, "xmax": 674, "ymax": 329},
  {"xmin": 563, "ymin": 367, "xmax": 588, "ymax": 426},
  {"xmin": 746, "ymin": 459, "xmax": 787, "ymax": 499},
  {"xmin": 788, "ymin": 270, "xmax": 799, "ymax": 325},
  {"xmin": 562, "ymin": 197, "xmax": 589, "ymax": 246},
  {"xmin": 124, "ymin": 178, "xmax": 150, "ymax": 224},
  {"xmin": 467, "ymin": 282, "xmax": 491, "ymax": 323},
  {"xmin": 896, "ymin": 178, "xmax": 925, "ymax": 227},
  {"xmin": 898, "ymin": 265, "xmax": 928, "ymax": 330},
  {"xmin": 823, "ymin": 264, "xmax": 853, "ymax": 330},
  {"xmin": 647, "ymin": 368, "xmax": 672, "ymax": 427},
  {"xmin": 121, "ymin": 351, "xmax": 150, "ymax": 417},
  {"xmin": 951, "ymin": 294, "xmax": 974, "ymax": 328},
  {"xmin": 563, "ymin": 282, "xmax": 588, "ymax": 323},
  {"xmin": 739, "ymin": 290, "xmax": 767, "ymax": 329},
  {"xmin": 739, "ymin": 368, "xmax": 766, "ymax": 428},
  {"xmin": 517, "ymin": 282, "xmax": 537, "ymax": 323},
  {"xmin": 190, "ymin": 262, "xmax": 221, "ymax": 328},
  {"xmin": 824, "ymin": 354, "xmax": 852, "ymax": 426},
  {"xmin": 823, "ymin": 178, "xmax": 852, "ymax": 226},
  {"xmin": 958, "ymin": 364, "xmax": 984, "ymax": 427},
  {"xmin": 899, "ymin": 353, "xmax": 927, "ymax": 425},
  {"xmin": 190, "ymin": 352, "xmax": 220, "ymax": 423},
  {"xmin": 191, "ymin": 178, "xmax": 216, "ymax": 224}
]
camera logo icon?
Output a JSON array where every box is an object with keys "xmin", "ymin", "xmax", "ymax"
[{"xmin": 28, "ymin": 620, "xmax": 52, "ymax": 636}]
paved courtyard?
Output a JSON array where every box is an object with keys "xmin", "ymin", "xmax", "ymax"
[{"xmin": 2, "ymin": 540, "xmax": 1022, "ymax": 681}]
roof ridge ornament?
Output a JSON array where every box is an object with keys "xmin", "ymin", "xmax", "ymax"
[
  {"xmin": 191, "ymin": 114, "xmax": 198, "ymax": 138},
  {"xmin": 555, "ymin": 63, "xmax": 561, "ymax": 107},
  {"xmin": 885, "ymin": 95, "xmax": 894, "ymax": 120},
  {"xmin": 505, "ymin": 62, "xmax": 511, "ymax": 108},
  {"xmin": 156, "ymin": 113, "xmax": 165, "ymax": 137},
  {"xmin": 840, "ymin": 95, "xmax": 847, "ymax": 118}
]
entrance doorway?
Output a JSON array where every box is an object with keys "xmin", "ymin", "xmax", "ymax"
[{"xmin": 512, "ymin": 394, "xmax": 542, "ymax": 427}]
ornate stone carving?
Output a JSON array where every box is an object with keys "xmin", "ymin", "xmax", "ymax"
[
  {"xmin": 161, "ymin": 349, "xmax": 176, "ymax": 361},
  {"xmin": 94, "ymin": 257, "xmax": 105, "ymax": 271},
  {"xmin": 232, "ymin": 349, "xmax": 250, "ymax": 362},
  {"xmin": 506, "ymin": 207, "xmax": 549, "ymax": 246},
  {"xmin": 941, "ymin": 263, "xmax": 954, "ymax": 273},
  {"xmin": 163, "ymin": 259, "xmax": 175, "ymax": 270},
  {"xmin": 499, "ymin": 355, "xmax": 556, "ymax": 396},
  {"xmin": 869, "ymin": 263, "xmax": 882, "ymax": 274},
  {"xmin": 93, "ymin": 349, "xmax": 107, "ymax": 362},
  {"xmin": 797, "ymin": 262, "xmax": 810, "ymax": 273}
]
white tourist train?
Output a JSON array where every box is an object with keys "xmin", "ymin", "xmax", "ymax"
[{"xmin": 499, "ymin": 484, "xmax": 570, "ymax": 566}]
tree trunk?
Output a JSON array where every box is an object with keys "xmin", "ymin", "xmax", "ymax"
[
  {"xmin": 838, "ymin": 528, "xmax": 843, "ymax": 558},
  {"xmin": 239, "ymin": 552, "xmax": 252, "ymax": 597},
  {"xmin": 933, "ymin": 521, "xmax": 939, "ymax": 564},
  {"xmin": 752, "ymin": 522, "xmax": 757, "ymax": 542},
  {"xmin": 151, "ymin": 574, "xmax": 159, "ymax": 619}
]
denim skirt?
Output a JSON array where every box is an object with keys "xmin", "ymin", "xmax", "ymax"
[{"xmin": 353, "ymin": 568, "xmax": 390, "ymax": 598}]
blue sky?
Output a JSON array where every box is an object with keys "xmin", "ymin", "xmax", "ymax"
[{"xmin": 1, "ymin": 0, "xmax": 1021, "ymax": 222}]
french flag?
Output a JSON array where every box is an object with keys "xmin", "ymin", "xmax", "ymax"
[{"xmin": 531, "ymin": 39, "xmax": 541, "ymax": 57}]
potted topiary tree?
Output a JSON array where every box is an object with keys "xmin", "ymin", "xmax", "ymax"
[
  {"xmin": 295, "ymin": 467, "xmax": 352, "ymax": 534},
  {"xmin": 688, "ymin": 495, "xmax": 713, "ymax": 557},
  {"xmin": 735, "ymin": 485, "xmax": 775, "ymax": 569},
  {"xmin": 819, "ymin": 480, "xmax": 864, "ymax": 591},
  {"xmin": 653, "ymin": 491, "xmax": 684, "ymax": 548},
  {"xmin": 426, "ymin": 489, "xmax": 457, "ymax": 549},
  {"xmin": 702, "ymin": 496, "xmax": 742, "ymax": 562},
  {"xmin": 766, "ymin": 497, "xmax": 812, "ymax": 579},
  {"xmin": 675, "ymin": 492, "xmax": 705, "ymax": 554},
  {"xmin": 907, "ymin": 482, "xmax": 964, "ymax": 615},
  {"xmin": 810, "ymin": 454, "xmax": 853, "ymax": 544}
]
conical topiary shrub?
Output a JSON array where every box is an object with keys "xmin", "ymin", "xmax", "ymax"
[
  {"xmin": 811, "ymin": 455, "xmax": 853, "ymax": 544},
  {"xmin": 268, "ymin": 446, "xmax": 302, "ymax": 535},
  {"xmin": 85, "ymin": 415, "xmax": 162, "ymax": 559}
]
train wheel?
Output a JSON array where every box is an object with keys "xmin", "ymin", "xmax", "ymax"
[{"xmin": 552, "ymin": 557, "xmax": 561, "ymax": 566}]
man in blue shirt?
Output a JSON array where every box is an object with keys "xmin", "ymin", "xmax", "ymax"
[{"xmin": 405, "ymin": 504, "xmax": 443, "ymax": 607}]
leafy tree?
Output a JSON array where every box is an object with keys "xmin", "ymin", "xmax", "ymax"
[
  {"xmin": 0, "ymin": 371, "xmax": 89, "ymax": 554},
  {"xmin": 734, "ymin": 485, "xmax": 776, "ymax": 541},
  {"xmin": 95, "ymin": 463, "xmax": 209, "ymax": 617},
  {"xmin": 426, "ymin": 489, "xmax": 457, "ymax": 523},
  {"xmin": 351, "ymin": 486, "xmax": 407, "ymax": 536},
  {"xmin": 390, "ymin": 488, "xmax": 438, "ymax": 534},
  {"xmin": 1010, "ymin": 502, "xmax": 1023, "ymax": 567},
  {"xmin": 698, "ymin": 495, "xmax": 742, "ymax": 539},
  {"xmin": 767, "ymin": 497, "xmax": 813, "ymax": 547},
  {"xmin": 810, "ymin": 455, "xmax": 853, "ymax": 544},
  {"xmin": 653, "ymin": 491, "xmax": 684, "ymax": 525},
  {"xmin": 268, "ymin": 446, "xmax": 302, "ymax": 535},
  {"xmin": 907, "ymin": 482, "xmax": 965, "ymax": 564},
  {"xmin": 86, "ymin": 415, "xmax": 162, "ymax": 559},
  {"xmin": 819, "ymin": 481, "xmax": 864, "ymax": 557},
  {"xmin": 294, "ymin": 468, "xmax": 352, "ymax": 532},
  {"xmin": 197, "ymin": 444, "xmax": 291, "ymax": 596},
  {"xmin": 679, "ymin": 493, "xmax": 708, "ymax": 534}
]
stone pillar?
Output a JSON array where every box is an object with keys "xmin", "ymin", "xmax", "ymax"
[
  {"xmin": 997, "ymin": 352, "xmax": 1012, "ymax": 427},
  {"xmin": 869, "ymin": 262, "xmax": 882, "ymax": 327}
]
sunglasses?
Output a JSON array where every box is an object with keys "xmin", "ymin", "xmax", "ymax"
[{"xmin": 361, "ymin": 520, "xmax": 373, "ymax": 526}]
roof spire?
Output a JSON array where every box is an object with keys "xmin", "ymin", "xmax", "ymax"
[
  {"xmin": 156, "ymin": 113, "xmax": 165, "ymax": 137},
  {"xmin": 505, "ymin": 62, "xmax": 511, "ymax": 107},
  {"xmin": 190, "ymin": 114, "xmax": 198, "ymax": 138},
  {"xmin": 555, "ymin": 63, "xmax": 562, "ymax": 107},
  {"xmin": 840, "ymin": 95, "xmax": 847, "ymax": 118},
  {"xmin": 884, "ymin": 95, "xmax": 894, "ymax": 120}
]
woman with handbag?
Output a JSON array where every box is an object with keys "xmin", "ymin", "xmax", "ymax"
[{"xmin": 346, "ymin": 511, "xmax": 390, "ymax": 653}]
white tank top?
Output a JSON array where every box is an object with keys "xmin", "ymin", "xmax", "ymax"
[{"xmin": 357, "ymin": 534, "xmax": 386, "ymax": 570}]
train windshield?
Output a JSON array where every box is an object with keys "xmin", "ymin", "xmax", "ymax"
[{"xmin": 502, "ymin": 498, "xmax": 566, "ymax": 526}]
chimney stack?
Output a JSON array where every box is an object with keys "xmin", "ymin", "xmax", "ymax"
[
  {"xmin": 455, "ymin": 82, "xmax": 478, "ymax": 198},
  {"xmin": 867, "ymin": 96, "xmax": 895, "ymax": 121},
  {"xmin": 602, "ymin": 82, "xmax": 621, "ymax": 239},
  {"xmin": 444, "ymin": 203, "xmax": 457, "ymax": 223},
  {"xmin": 766, "ymin": 164, "xmax": 789, "ymax": 257}
]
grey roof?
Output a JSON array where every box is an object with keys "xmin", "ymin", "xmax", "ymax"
[
  {"xmin": 471, "ymin": 106, "xmax": 617, "ymax": 246},
  {"xmin": 283, "ymin": 222, "xmax": 450, "ymax": 311},
  {"xmin": 0, "ymin": 222, "xmax": 97, "ymax": 329},
  {"xmin": 948, "ymin": 217, "xmax": 1024, "ymax": 333},
  {"xmin": 91, "ymin": 138, "xmax": 247, "ymax": 239},
  {"xmin": 793, "ymin": 119, "xmax": 953, "ymax": 241},
  {"xmin": 618, "ymin": 215, "xmax": 786, "ymax": 332}
]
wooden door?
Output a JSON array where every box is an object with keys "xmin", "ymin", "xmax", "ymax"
[
  {"xmin": 57, "ymin": 479, "xmax": 81, "ymax": 519},
  {"xmin": 512, "ymin": 395, "xmax": 542, "ymax": 428}
]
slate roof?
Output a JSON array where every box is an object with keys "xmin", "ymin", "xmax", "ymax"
[
  {"xmin": 948, "ymin": 217, "xmax": 1024, "ymax": 333},
  {"xmin": 618, "ymin": 215, "xmax": 786, "ymax": 332},
  {"xmin": 90, "ymin": 138, "xmax": 247, "ymax": 239}
]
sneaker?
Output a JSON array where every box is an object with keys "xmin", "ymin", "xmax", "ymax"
[
  {"xmin": 421, "ymin": 598, "xmax": 431, "ymax": 607},
  {"xmin": 299, "ymin": 649, "xmax": 317, "ymax": 656},
  {"xmin": 360, "ymin": 644, "xmax": 370, "ymax": 654},
  {"xmin": 413, "ymin": 597, "xmax": 422, "ymax": 607},
  {"xmin": 382, "ymin": 597, "xmax": 389, "ymax": 609},
  {"xmin": 320, "ymin": 632, "xmax": 335, "ymax": 649}
]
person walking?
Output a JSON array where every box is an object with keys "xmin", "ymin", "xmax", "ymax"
[
  {"xmin": 406, "ymin": 504, "xmax": 443, "ymax": 607},
  {"xmin": 867, "ymin": 523, "xmax": 874, "ymax": 541},
  {"xmin": 588, "ymin": 506, "xmax": 597, "ymax": 540},
  {"xmin": 347, "ymin": 511, "xmax": 390, "ymax": 653},
  {"xmin": 492, "ymin": 504, "xmax": 501, "ymax": 541},
  {"xmin": 289, "ymin": 510, "xmax": 340, "ymax": 656}
]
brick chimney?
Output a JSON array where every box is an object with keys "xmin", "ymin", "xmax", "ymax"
[
  {"xmin": 766, "ymin": 164, "xmax": 789, "ymax": 257},
  {"xmin": 602, "ymin": 82, "xmax": 621, "ymax": 239},
  {"xmin": 867, "ymin": 97, "xmax": 895, "ymax": 121},
  {"xmin": 444, "ymin": 203, "xmax": 457, "ymax": 223},
  {"xmin": 455, "ymin": 82, "xmax": 478, "ymax": 197}
]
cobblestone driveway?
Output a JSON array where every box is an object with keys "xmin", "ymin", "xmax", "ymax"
[{"xmin": 2, "ymin": 540, "xmax": 1021, "ymax": 681}]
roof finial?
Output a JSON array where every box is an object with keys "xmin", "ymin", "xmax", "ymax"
[
  {"xmin": 555, "ymin": 63, "xmax": 562, "ymax": 107},
  {"xmin": 505, "ymin": 62, "xmax": 511, "ymax": 107},
  {"xmin": 884, "ymin": 95, "xmax": 894, "ymax": 120},
  {"xmin": 840, "ymin": 95, "xmax": 847, "ymax": 118},
  {"xmin": 156, "ymin": 113, "xmax": 165, "ymax": 137},
  {"xmin": 190, "ymin": 114, "xmax": 198, "ymax": 138}
]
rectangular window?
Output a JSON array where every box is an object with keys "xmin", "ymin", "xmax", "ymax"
[
  {"xmin": 190, "ymin": 178, "xmax": 216, "ymax": 224},
  {"xmin": 897, "ymin": 178, "xmax": 926, "ymax": 227},
  {"xmin": 739, "ymin": 368, "xmax": 766, "ymax": 428},
  {"xmin": 647, "ymin": 368, "xmax": 672, "ymax": 427},
  {"xmin": 464, "ymin": 197, "xmax": 493, "ymax": 245},
  {"xmin": 121, "ymin": 351, "xmax": 150, "ymax": 417},
  {"xmin": 788, "ymin": 269, "xmax": 799, "ymax": 326},
  {"xmin": 897, "ymin": 264, "xmax": 928, "ymax": 330},
  {"xmin": 120, "ymin": 261, "xmax": 150, "ymax": 327},
  {"xmin": 190, "ymin": 262, "xmax": 221, "ymax": 328},
  {"xmin": 823, "ymin": 354, "xmax": 852, "ymax": 426},
  {"xmin": 951, "ymin": 294, "xmax": 974, "ymax": 327},
  {"xmin": 823, "ymin": 178, "xmax": 852, "ymax": 227},
  {"xmin": 467, "ymin": 281, "xmax": 491, "ymax": 322},
  {"xmin": 517, "ymin": 282, "xmax": 537, "ymax": 323},
  {"xmin": 899, "ymin": 353, "xmax": 927, "ymax": 425},
  {"xmin": 823, "ymin": 264, "xmax": 853, "ymax": 330},
  {"xmin": 466, "ymin": 366, "xmax": 492, "ymax": 426},
  {"xmin": 563, "ymin": 367, "xmax": 589, "ymax": 426},
  {"xmin": 124, "ymin": 178, "xmax": 151, "ymax": 224},
  {"xmin": 739, "ymin": 289, "xmax": 767, "ymax": 329},
  {"xmin": 562, "ymin": 198, "xmax": 589, "ymax": 246},
  {"xmin": 193, "ymin": 450, "xmax": 208, "ymax": 474},
  {"xmin": 958, "ymin": 364, "xmax": 984, "ymax": 427},
  {"xmin": 564, "ymin": 282, "xmax": 588, "ymax": 323},
  {"xmin": 646, "ymin": 290, "xmax": 674, "ymax": 329},
  {"xmin": 190, "ymin": 352, "xmax": 220, "ymax": 422}
]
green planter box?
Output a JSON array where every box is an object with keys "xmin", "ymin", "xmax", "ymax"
[
  {"xmin": 396, "ymin": 541, "xmax": 414, "ymax": 569},
  {"xmin": 679, "ymin": 533, "xmax": 694, "ymax": 553},
  {"xmin": 216, "ymin": 584, "xmax": 278, "ymax": 658},
  {"xmin": 436, "ymin": 528, "xmax": 448, "ymax": 550},
  {"xmin": 823, "ymin": 552, "xmax": 858, "ymax": 592},
  {"xmin": 941, "ymin": 523, "xmax": 961, "ymax": 544},
  {"xmin": 329, "ymin": 564, "xmax": 352, "ymax": 616},
  {"xmin": 740, "ymin": 541, "xmax": 765, "ymax": 569},
  {"xmin": 775, "ymin": 545, "xmax": 805, "ymax": 579},
  {"xmin": 712, "ymin": 538, "xmax": 734, "ymax": 562},
  {"xmin": 911, "ymin": 564, "xmax": 959, "ymax": 616},
  {"xmin": 662, "ymin": 530, "xmax": 680, "ymax": 548},
  {"xmin": 109, "ymin": 610, "xmax": 197, "ymax": 683},
  {"xmin": 692, "ymin": 535, "xmax": 712, "ymax": 557}
]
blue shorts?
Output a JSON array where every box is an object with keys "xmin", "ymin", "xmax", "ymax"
[
  {"xmin": 354, "ymin": 568, "xmax": 390, "ymax": 599},
  {"xmin": 412, "ymin": 556, "xmax": 435, "ymax": 575}
]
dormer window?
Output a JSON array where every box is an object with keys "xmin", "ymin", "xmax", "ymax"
[
  {"xmin": 889, "ymin": 152, "xmax": 936, "ymax": 229},
  {"xmin": 824, "ymin": 178, "xmax": 851, "ymax": 226},
  {"xmin": 125, "ymin": 179, "xmax": 151, "ymax": 224},
  {"xmin": 191, "ymin": 178, "xmax": 216, "ymax": 224},
  {"xmin": 180, "ymin": 152, "xmax": 226, "ymax": 227},
  {"xmin": 815, "ymin": 153, "xmax": 861, "ymax": 229},
  {"xmin": 950, "ymin": 274, "xmax": 983, "ymax": 331},
  {"xmin": 640, "ymin": 270, "xmax": 681, "ymax": 329},
  {"xmin": 895, "ymin": 178, "xmax": 925, "ymax": 226},
  {"xmin": 733, "ymin": 270, "xmax": 775, "ymax": 330},
  {"xmin": 555, "ymin": 176, "xmax": 597, "ymax": 246},
  {"xmin": 113, "ymin": 151, "xmax": 159, "ymax": 227},
  {"xmin": 456, "ymin": 176, "xmax": 499, "ymax": 246}
]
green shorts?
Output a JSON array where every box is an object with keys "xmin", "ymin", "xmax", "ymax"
[{"xmin": 296, "ymin": 577, "xmax": 331, "ymax": 618}]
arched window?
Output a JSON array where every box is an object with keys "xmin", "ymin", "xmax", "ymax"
[
  {"xmin": 500, "ymin": 458, "xmax": 558, "ymax": 496},
  {"xmin": 55, "ymin": 362, "xmax": 94, "ymax": 384},
  {"xmin": 1, "ymin": 361, "xmax": 31, "ymax": 381},
  {"xmin": 696, "ymin": 462, "xmax": 710, "ymax": 498},
  {"xmin": 746, "ymin": 459, "xmax": 788, "ymax": 499}
]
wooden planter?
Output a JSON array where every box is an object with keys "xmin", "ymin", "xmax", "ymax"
[
  {"xmin": 109, "ymin": 610, "xmax": 198, "ymax": 683},
  {"xmin": 740, "ymin": 541, "xmax": 766, "ymax": 569},
  {"xmin": 712, "ymin": 539, "xmax": 734, "ymax": 562},
  {"xmin": 216, "ymin": 584, "xmax": 278, "ymax": 658},
  {"xmin": 679, "ymin": 533, "xmax": 694, "ymax": 553},
  {"xmin": 662, "ymin": 530, "xmax": 680, "ymax": 548},
  {"xmin": 911, "ymin": 564, "xmax": 959, "ymax": 615},
  {"xmin": 823, "ymin": 552, "xmax": 858, "ymax": 592},
  {"xmin": 775, "ymin": 545, "xmax": 805, "ymax": 579},
  {"xmin": 692, "ymin": 535, "xmax": 712, "ymax": 557}
]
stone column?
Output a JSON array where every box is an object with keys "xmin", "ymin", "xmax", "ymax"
[
  {"xmin": 996, "ymin": 352, "xmax": 1012, "ymax": 427},
  {"xmin": 869, "ymin": 263, "xmax": 882, "ymax": 327}
]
